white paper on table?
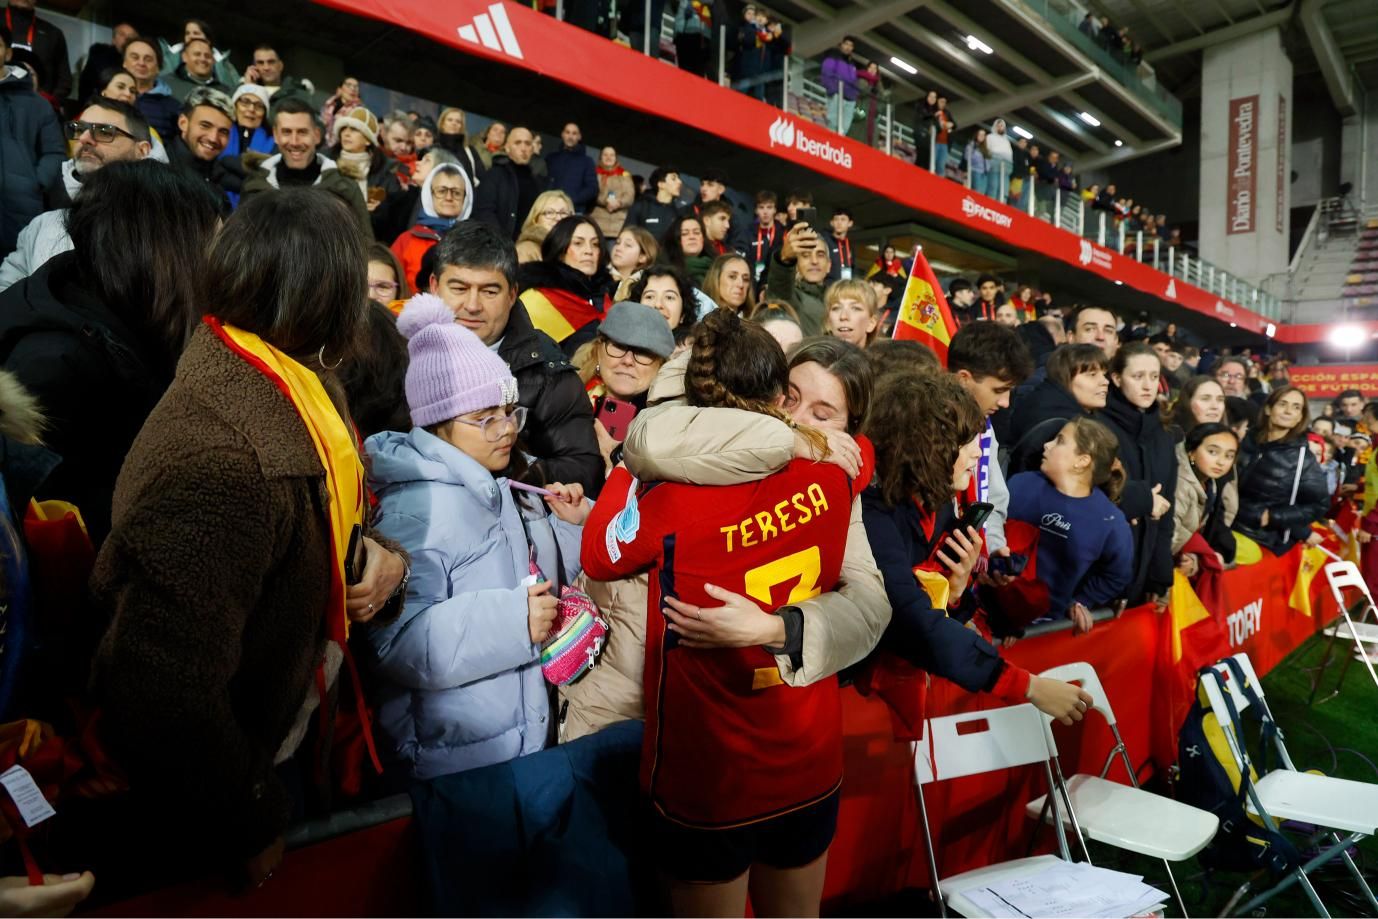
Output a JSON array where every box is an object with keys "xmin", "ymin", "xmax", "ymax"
[{"xmin": 954, "ymin": 861, "xmax": 1167, "ymax": 918}]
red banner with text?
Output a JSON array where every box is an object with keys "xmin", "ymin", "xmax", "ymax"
[{"xmin": 1288, "ymin": 363, "xmax": 1378, "ymax": 399}]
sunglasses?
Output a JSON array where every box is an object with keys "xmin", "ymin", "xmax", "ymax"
[{"xmin": 66, "ymin": 120, "xmax": 139, "ymax": 144}]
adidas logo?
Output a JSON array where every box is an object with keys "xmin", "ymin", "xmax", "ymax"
[
  {"xmin": 456, "ymin": 3, "xmax": 524, "ymax": 59},
  {"xmin": 766, "ymin": 115, "xmax": 853, "ymax": 169},
  {"xmin": 768, "ymin": 116, "xmax": 796, "ymax": 148}
]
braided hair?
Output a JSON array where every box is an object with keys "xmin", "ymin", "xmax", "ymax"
[{"xmin": 686, "ymin": 308, "xmax": 831, "ymax": 460}]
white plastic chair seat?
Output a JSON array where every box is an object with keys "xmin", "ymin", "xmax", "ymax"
[
  {"xmin": 1249, "ymin": 770, "xmax": 1378, "ymax": 835},
  {"xmin": 1025, "ymin": 774, "xmax": 1220, "ymax": 861},
  {"xmin": 942, "ymin": 855, "xmax": 1064, "ymax": 917},
  {"xmin": 1324, "ymin": 620, "xmax": 1378, "ymax": 643}
]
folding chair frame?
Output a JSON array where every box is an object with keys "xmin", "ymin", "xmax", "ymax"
[
  {"xmin": 1308, "ymin": 560, "xmax": 1378, "ymax": 705},
  {"xmin": 1202, "ymin": 655, "xmax": 1378, "ymax": 918}
]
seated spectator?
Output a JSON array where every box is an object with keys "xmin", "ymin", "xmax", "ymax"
[
  {"xmin": 591, "ymin": 146, "xmax": 634, "ymax": 239},
  {"xmin": 432, "ymin": 107, "xmax": 484, "ymax": 186},
  {"xmin": 604, "ymin": 226, "xmax": 657, "ymax": 303},
  {"xmin": 94, "ymin": 64, "xmax": 136, "ymax": 105},
  {"xmin": 0, "ymin": 23, "xmax": 63, "ymax": 259},
  {"xmin": 123, "ymin": 36, "xmax": 181, "ymax": 142},
  {"xmin": 320, "ymin": 75, "xmax": 360, "ymax": 146},
  {"xmin": 1007, "ymin": 343, "xmax": 1109, "ymax": 474},
  {"xmin": 519, "ymin": 214, "xmax": 607, "ymax": 352},
  {"xmin": 86, "ymin": 188, "xmax": 407, "ymax": 893},
  {"xmin": 765, "ymin": 223, "xmax": 830, "ymax": 335},
  {"xmin": 380, "ymin": 110, "xmax": 417, "ymax": 181},
  {"xmin": 78, "ymin": 21, "xmax": 137, "ymax": 106},
  {"xmin": 753, "ymin": 304, "xmax": 804, "ymax": 352},
  {"xmin": 338, "ymin": 300, "xmax": 410, "ymax": 438},
  {"xmin": 477, "ymin": 120, "xmax": 506, "ymax": 168},
  {"xmin": 1164, "ymin": 375, "xmax": 1226, "ymax": 437},
  {"xmin": 1096, "ymin": 343, "xmax": 1177, "ymax": 608},
  {"xmin": 239, "ymin": 43, "xmax": 313, "ymax": 110},
  {"xmin": 241, "ymin": 97, "xmax": 373, "ymax": 240},
  {"xmin": 166, "ymin": 87, "xmax": 235, "ymax": 214},
  {"xmin": 158, "ymin": 19, "xmax": 238, "ymax": 89},
  {"xmin": 163, "ymin": 37, "xmax": 232, "ymax": 101},
  {"xmin": 1003, "ymin": 418, "xmax": 1133, "ymax": 632},
  {"xmin": 368, "ymin": 239, "xmax": 410, "ymax": 309},
  {"xmin": 428, "ymin": 221, "xmax": 603, "ymax": 494},
  {"xmin": 410, "ymin": 114, "xmax": 435, "ymax": 153},
  {"xmin": 748, "ymin": 190, "xmax": 782, "ymax": 284},
  {"xmin": 3, "ymin": 0, "xmax": 68, "ymax": 101},
  {"xmin": 328, "ymin": 105, "xmax": 408, "ymax": 238},
  {"xmin": 824, "ymin": 278, "xmax": 880, "ymax": 348},
  {"xmin": 662, "ymin": 213, "xmax": 713, "ymax": 286},
  {"xmin": 515, "ymin": 189, "xmax": 574, "ymax": 263},
  {"xmin": 1172, "ymin": 422, "xmax": 1239, "ymax": 572},
  {"xmin": 546, "ymin": 122, "xmax": 598, "ymax": 214},
  {"xmin": 364, "ymin": 294, "xmax": 590, "ymax": 780},
  {"xmin": 474, "ymin": 125, "xmax": 541, "ymax": 239},
  {"xmin": 223, "ymin": 83, "xmax": 274, "ymax": 170},
  {"xmin": 391, "ymin": 163, "xmax": 472, "ymax": 291},
  {"xmin": 624, "ymin": 165, "xmax": 683, "ymax": 240},
  {"xmin": 632, "ymin": 265, "xmax": 696, "ymax": 349},
  {"xmin": 701, "ymin": 253, "xmax": 756, "ymax": 316},
  {"xmin": 573, "ymin": 302, "xmax": 675, "ymax": 472},
  {"xmin": 0, "ymin": 158, "xmax": 217, "ymax": 547},
  {"xmin": 868, "ymin": 244, "xmax": 907, "ymax": 280},
  {"xmin": 0, "ymin": 98, "xmax": 150, "ymax": 291},
  {"xmin": 700, "ymin": 200, "xmax": 737, "ymax": 258},
  {"xmin": 994, "ymin": 303, "xmax": 1021, "ymax": 327},
  {"xmin": 1234, "ymin": 386, "xmax": 1329, "ymax": 556}
]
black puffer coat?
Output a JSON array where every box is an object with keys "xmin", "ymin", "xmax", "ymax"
[
  {"xmin": 1234, "ymin": 433, "xmax": 1329, "ymax": 555},
  {"xmin": 1096, "ymin": 386, "xmax": 1178, "ymax": 603},
  {"xmin": 1005, "ymin": 378, "xmax": 1089, "ymax": 475},
  {"xmin": 0, "ymin": 67, "xmax": 64, "ymax": 256}
]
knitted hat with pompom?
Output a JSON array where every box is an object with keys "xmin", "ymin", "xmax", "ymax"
[{"xmin": 395, "ymin": 293, "xmax": 519, "ymax": 427}]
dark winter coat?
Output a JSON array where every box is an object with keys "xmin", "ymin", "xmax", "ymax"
[
  {"xmin": 0, "ymin": 251, "xmax": 173, "ymax": 544},
  {"xmin": 473, "ymin": 155, "xmax": 541, "ymax": 240},
  {"xmin": 240, "ymin": 152, "xmax": 374, "ymax": 241},
  {"xmin": 133, "ymin": 81, "xmax": 182, "ymax": 144},
  {"xmin": 162, "ymin": 63, "xmax": 233, "ymax": 102},
  {"xmin": 545, "ymin": 143, "xmax": 598, "ymax": 213},
  {"xmin": 3, "ymin": 9, "xmax": 70, "ymax": 100},
  {"xmin": 1005, "ymin": 378, "xmax": 1089, "ymax": 475},
  {"xmin": 166, "ymin": 135, "xmax": 233, "ymax": 215},
  {"xmin": 0, "ymin": 66, "xmax": 64, "ymax": 256},
  {"xmin": 623, "ymin": 195, "xmax": 682, "ymax": 241},
  {"xmin": 1095, "ymin": 386, "xmax": 1178, "ymax": 602},
  {"xmin": 496, "ymin": 302, "xmax": 605, "ymax": 497},
  {"xmin": 1234, "ymin": 433, "xmax": 1330, "ymax": 555}
]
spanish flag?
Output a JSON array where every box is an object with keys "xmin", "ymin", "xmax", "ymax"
[{"xmin": 893, "ymin": 245, "xmax": 958, "ymax": 363}]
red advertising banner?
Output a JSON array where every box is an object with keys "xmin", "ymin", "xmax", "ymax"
[
  {"xmin": 1288, "ymin": 363, "xmax": 1378, "ymax": 399},
  {"xmin": 311, "ymin": 0, "xmax": 1273, "ymax": 336},
  {"xmin": 1228, "ymin": 94, "xmax": 1259, "ymax": 236},
  {"xmin": 1276, "ymin": 94, "xmax": 1287, "ymax": 235}
]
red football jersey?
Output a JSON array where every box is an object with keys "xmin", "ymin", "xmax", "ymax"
[{"xmin": 583, "ymin": 456, "xmax": 867, "ymax": 829}]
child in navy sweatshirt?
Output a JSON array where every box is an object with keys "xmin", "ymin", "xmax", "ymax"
[{"xmin": 1005, "ymin": 417, "xmax": 1134, "ymax": 633}]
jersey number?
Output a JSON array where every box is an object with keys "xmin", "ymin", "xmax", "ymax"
[{"xmin": 743, "ymin": 546, "xmax": 823, "ymax": 607}]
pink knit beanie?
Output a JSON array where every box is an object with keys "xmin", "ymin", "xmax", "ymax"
[{"xmin": 396, "ymin": 294, "xmax": 520, "ymax": 428}]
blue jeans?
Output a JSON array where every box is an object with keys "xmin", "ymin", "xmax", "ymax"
[
  {"xmin": 830, "ymin": 95, "xmax": 856, "ymax": 135},
  {"xmin": 971, "ymin": 169, "xmax": 987, "ymax": 195},
  {"xmin": 934, "ymin": 143, "xmax": 949, "ymax": 179}
]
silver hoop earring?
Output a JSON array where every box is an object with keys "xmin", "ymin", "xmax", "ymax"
[
  {"xmin": 595, "ymin": 363, "xmax": 601, "ymax": 376},
  {"xmin": 318, "ymin": 346, "xmax": 343, "ymax": 371}
]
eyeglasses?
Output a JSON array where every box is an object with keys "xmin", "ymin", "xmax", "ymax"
[
  {"xmin": 433, "ymin": 186, "xmax": 466, "ymax": 200},
  {"xmin": 66, "ymin": 120, "xmax": 138, "ymax": 144},
  {"xmin": 603, "ymin": 340, "xmax": 660, "ymax": 366},
  {"xmin": 1217, "ymin": 372, "xmax": 1245, "ymax": 382},
  {"xmin": 368, "ymin": 280, "xmax": 399, "ymax": 296},
  {"xmin": 453, "ymin": 406, "xmax": 527, "ymax": 442},
  {"xmin": 541, "ymin": 208, "xmax": 572, "ymax": 221}
]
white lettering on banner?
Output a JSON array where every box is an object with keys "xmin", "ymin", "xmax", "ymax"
[
  {"xmin": 456, "ymin": 3, "xmax": 525, "ymax": 59},
  {"xmin": 1077, "ymin": 239, "xmax": 1114, "ymax": 270},
  {"xmin": 767, "ymin": 116, "xmax": 854, "ymax": 170},
  {"xmin": 1227, "ymin": 95, "xmax": 1258, "ymax": 235},
  {"xmin": 1227, "ymin": 597, "xmax": 1263, "ymax": 646},
  {"xmin": 1214, "ymin": 300, "xmax": 1236, "ymax": 320},
  {"xmin": 961, "ymin": 196, "xmax": 1013, "ymax": 229},
  {"xmin": 1165, "ymin": 279, "xmax": 1177, "ymax": 299}
]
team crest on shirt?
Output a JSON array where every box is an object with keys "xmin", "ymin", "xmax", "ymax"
[{"xmin": 604, "ymin": 476, "xmax": 641, "ymax": 562}]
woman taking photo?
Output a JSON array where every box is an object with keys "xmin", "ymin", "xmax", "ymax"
[
  {"xmin": 86, "ymin": 188, "xmax": 409, "ymax": 891},
  {"xmin": 582, "ymin": 310, "xmax": 868, "ymax": 917},
  {"xmin": 1234, "ymin": 385, "xmax": 1329, "ymax": 555},
  {"xmin": 1006, "ymin": 343, "xmax": 1109, "ymax": 474},
  {"xmin": 1172, "ymin": 422, "xmax": 1239, "ymax": 574},
  {"xmin": 701, "ymin": 253, "xmax": 757, "ymax": 316},
  {"xmin": 631, "ymin": 265, "xmax": 697, "ymax": 348},
  {"xmin": 518, "ymin": 214, "xmax": 608, "ymax": 353},
  {"xmin": 604, "ymin": 226, "xmax": 658, "ymax": 303}
]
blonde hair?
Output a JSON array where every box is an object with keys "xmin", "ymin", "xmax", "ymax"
[
  {"xmin": 519, "ymin": 190, "xmax": 575, "ymax": 236},
  {"xmin": 824, "ymin": 278, "xmax": 881, "ymax": 344},
  {"xmin": 438, "ymin": 107, "xmax": 466, "ymax": 134}
]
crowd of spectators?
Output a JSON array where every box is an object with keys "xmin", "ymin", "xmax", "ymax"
[{"xmin": 0, "ymin": 4, "xmax": 1359, "ymax": 917}]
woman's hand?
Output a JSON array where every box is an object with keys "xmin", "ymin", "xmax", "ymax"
[
  {"xmin": 663, "ymin": 584, "xmax": 785, "ymax": 649},
  {"xmin": 1305, "ymin": 530, "xmax": 1324, "ymax": 547},
  {"xmin": 1359, "ymin": 530, "xmax": 1374, "ymax": 544},
  {"xmin": 593, "ymin": 419, "xmax": 619, "ymax": 470},
  {"xmin": 1069, "ymin": 602, "xmax": 1094, "ymax": 635},
  {"xmin": 795, "ymin": 428, "xmax": 861, "ymax": 478},
  {"xmin": 1028, "ymin": 676, "xmax": 1093, "ymax": 726},
  {"xmin": 978, "ymin": 547, "xmax": 1015, "ymax": 587},
  {"xmin": 365, "ymin": 196, "xmax": 381, "ymax": 213},
  {"xmin": 345, "ymin": 537, "xmax": 406, "ymax": 622},
  {"xmin": 544, "ymin": 482, "xmax": 591, "ymax": 526},
  {"xmin": 1149, "ymin": 483, "xmax": 1170, "ymax": 520},
  {"xmin": 527, "ymin": 581, "xmax": 558, "ymax": 643},
  {"xmin": 1177, "ymin": 553, "xmax": 1199, "ymax": 578},
  {"xmin": 935, "ymin": 526, "xmax": 983, "ymax": 598},
  {"xmin": 0, "ymin": 872, "xmax": 95, "ymax": 917}
]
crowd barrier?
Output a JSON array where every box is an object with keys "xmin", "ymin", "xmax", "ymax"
[{"xmin": 94, "ymin": 546, "xmax": 1329, "ymax": 916}]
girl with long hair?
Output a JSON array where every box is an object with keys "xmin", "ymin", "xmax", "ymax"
[
  {"xmin": 701, "ymin": 253, "xmax": 758, "ymax": 316},
  {"xmin": 1172, "ymin": 422, "xmax": 1239, "ymax": 575},
  {"xmin": 517, "ymin": 214, "xmax": 609, "ymax": 353},
  {"xmin": 1234, "ymin": 385, "xmax": 1329, "ymax": 555}
]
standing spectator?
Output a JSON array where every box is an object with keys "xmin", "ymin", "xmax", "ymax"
[
  {"xmin": 748, "ymin": 190, "xmax": 781, "ymax": 283},
  {"xmin": 1234, "ymin": 386, "xmax": 1329, "ymax": 555},
  {"xmin": 974, "ymin": 273, "xmax": 1002, "ymax": 321},
  {"xmin": 78, "ymin": 21, "xmax": 137, "ymax": 106},
  {"xmin": 823, "ymin": 279, "xmax": 880, "ymax": 348},
  {"xmin": 380, "ymin": 111, "xmax": 416, "ymax": 179},
  {"xmin": 820, "ymin": 36, "xmax": 860, "ymax": 135},
  {"xmin": 433, "ymin": 107, "xmax": 484, "ymax": 186},
  {"xmin": 1334, "ymin": 388, "xmax": 1365, "ymax": 427},
  {"xmin": 411, "ymin": 115, "xmax": 435, "ymax": 153},
  {"xmin": 166, "ymin": 87, "xmax": 235, "ymax": 214},
  {"xmin": 700, "ymin": 253, "xmax": 756, "ymax": 316},
  {"xmin": 932, "ymin": 96, "xmax": 956, "ymax": 178},
  {"xmin": 766, "ymin": 222, "xmax": 830, "ymax": 335},
  {"xmin": 163, "ymin": 37, "xmax": 232, "ymax": 101},
  {"xmin": 1067, "ymin": 304, "xmax": 1119, "ymax": 357},
  {"xmin": 826, "ymin": 207, "xmax": 856, "ymax": 281},
  {"xmin": 328, "ymin": 106, "xmax": 406, "ymax": 239},
  {"xmin": 515, "ymin": 190, "xmax": 574, "ymax": 263},
  {"xmin": 519, "ymin": 214, "xmax": 608, "ymax": 352},
  {"xmin": 0, "ymin": 160, "xmax": 219, "ymax": 544},
  {"xmin": 2, "ymin": 0, "xmax": 68, "ymax": 101},
  {"xmin": 622, "ymin": 0, "xmax": 668, "ymax": 62},
  {"xmin": 868, "ymin": 243, "xmax": 906, "ymax": 279},
  {"xmin": 240, "ymin": 97, "xmax": 373, "ymax": 240},
  {"xmin": 477, "ymin": 121, "xmax": 507, "ymax": 168},
  {"xmin": 699, "ymin": 200, "xmax": 735, "ymax": 257},
  {"xmin": 545, "ymin": 122, "xmax": 598, "ymax": 214},
  {"xmin": 1010, "ymin": 135, "xmax": 1030, "ymax": 208},
  {"xmin": 966, "ymin": 127, "xmax": 990, "ymax": 198},
  {"xmin": 853, "ymin": 61, "xmax": 884, "ymax": 145},
  {"xmin": 762, "ymin": 17, "xmax": 791, "ymax": 106},
  {"xmin": 633, "ymin": 265, "xmax": 698, "ymax": 345},
  {"xmin": 1078, "ymin": 12, "xmax": 1099, "ymax": 38},
  {"xmin": 391, "ymin": 163, "xmax": 472, "ymax": 290},
  {"xmin": 624, "ymin": 165, "xmax": 683, "ymax": 240},
  {"xmin": 473, "ymin": 125, "xmax": 542, "ymax": 240},
  {"xmin": 603, "ymin": 226, "xmax": 657, "ymax": 302},
  {"xmin": 1006, "ymin": 343, "xmax": 1110, "ymax": 474},
  {"xmin": 687, "ymin": 170, "xmax": 727, "ymax": 218},
  {"xmin": 239, "ymin": 43, "xmax": 313, "ymax": 110},
  {"xmin": 320, "ymin": 75, "xmax": 360, "ymax": 145},
  {"xmin": 661, "ymin": 213, "xmax": 713, "ymax": 287},
  {"xmin": 123, "ymin": 36, "xmax": 180, "ymax": 144},
  {"xmin": 674, "ymin": 0, "xmax": 715, "ymax": 78},
  {"xmin": 947, "ymin": 277, "xmax": 977, "ymax": 318},
  {"xmin": 224, "ymin": 84, "xmax": 273, "ymax": 160},
  {"xmin": 732, "ymin": 4, "xmax": 768, "ymax": 100},
  {"xmin": 987, "ymin": 119, "xmax": 1014, "ymax": 200},
  {"xmin": 428, "ymin": 221, "xmax": 604, "ymax": 494},
  {"xmin": 0, "ymin": 23, "xmax": 62, "ymax": 258},
  {"xmin": 591, "ymin": 146, "xmax": 634, "ymax": 239},
  {"xmin": 1213, "ymin": 356, "xmax": 1250, "ymax": 399},
  {"xmin": 1172, "ymin": 422, "xmax": 1239, "ymax": 568}
]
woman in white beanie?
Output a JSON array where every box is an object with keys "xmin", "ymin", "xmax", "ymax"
[
  {"xmin": 363, "ymin": 293, "xmax": 591, "ymax": 780},
  {"xmin": 328, "ymin": 104, "xmax": 404, "ymax": 239},
  {"xmin": 222, "ymin": 86, "xmax": 275, "ymax": 205}
]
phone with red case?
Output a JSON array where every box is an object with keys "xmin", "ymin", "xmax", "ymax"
[{"xmin": 595, "ymin": 397, "xmax": 639, "ymax": 442}]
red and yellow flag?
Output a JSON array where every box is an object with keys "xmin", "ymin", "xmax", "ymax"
[{"xmin": 892, "ymin": 244, "xmax": 958, "ymax": 363}]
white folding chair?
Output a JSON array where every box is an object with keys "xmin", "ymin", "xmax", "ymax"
[
  {"xmin": 1308, "ymin": 560, "xmax": 1378, "ymax": 704},
  {"xmin": 1023, "ymin": 662, "xmax": 1218, "ymax": 916},
  {"xmin": 913, "ymin": 702, "xmax": 1091, "ymax": 918},
  {"xmin": 1200, "ymin": 652, "xmax": 1378, "ymax": 917}
]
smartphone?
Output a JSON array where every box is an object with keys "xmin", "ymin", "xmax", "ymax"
[
  {"xmin": 989, "ymin": 553, "xmax": 1028, "ymax": 578},
  {"xmin": 928, "ymin": 502, "xmax": 994, "ymax": 562},
  {"xmin": 344, "ymin": 523, "xmax": 367, "ymax": 585},
  {"xmin": 793, "ymin": 206, "xmax": 818, "ymax": 234},
  {"xmin": 596, "ymin": 396, "xmax": 639, "ymax": 442}
]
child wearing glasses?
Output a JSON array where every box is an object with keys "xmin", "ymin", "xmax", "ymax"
[{"xmin": 363, "ymin": 294, "xmax": 591, "ymax": 780}]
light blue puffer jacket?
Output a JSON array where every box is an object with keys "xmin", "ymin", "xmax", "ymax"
[{"xmin": 364, "ymin": 427, "xmax": 583, "ymax": 781}]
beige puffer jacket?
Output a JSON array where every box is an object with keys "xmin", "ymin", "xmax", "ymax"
[{"xmin": 1171, "ymin": 442, "xmax": 1239, "ymax": 554}]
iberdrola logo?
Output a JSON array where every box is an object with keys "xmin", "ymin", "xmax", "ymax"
[
  {"xmin": 767, "ymin": 115, "xmax": 852, "ymax": 169},
  {"xmin": 768, "ymin": 116, "xmax": 796, "ymax": 148}
]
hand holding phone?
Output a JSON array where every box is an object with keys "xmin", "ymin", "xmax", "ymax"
[
  {"xmin": 595, "ymin": 396, "xmax": 639, "ymax": 442},
  {"xmin": 344, "ymin": 523, "xmax": 367, "ymax": 585}
]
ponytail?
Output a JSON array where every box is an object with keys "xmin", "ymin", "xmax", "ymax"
[
  {"xmin": 1066, "ymin": 417, "xmax": 1124, "ymax": 503},
  {"xmin": 1103, "ymin": 458, "xmax": 1127, "ymax": 504}
]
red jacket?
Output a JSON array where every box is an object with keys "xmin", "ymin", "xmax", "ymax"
[
  {"xmin": 391, "ymin": 224, "xmax": 441, "ymax": 293},
  {"xmin": 582, "ymin": 457, "xmax": 869, "ymax": 828}
]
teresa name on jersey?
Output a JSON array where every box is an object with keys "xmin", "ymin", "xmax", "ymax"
[{"xmin": 719, "ymin": 482, "xmax": 832, "ymax": 552}]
